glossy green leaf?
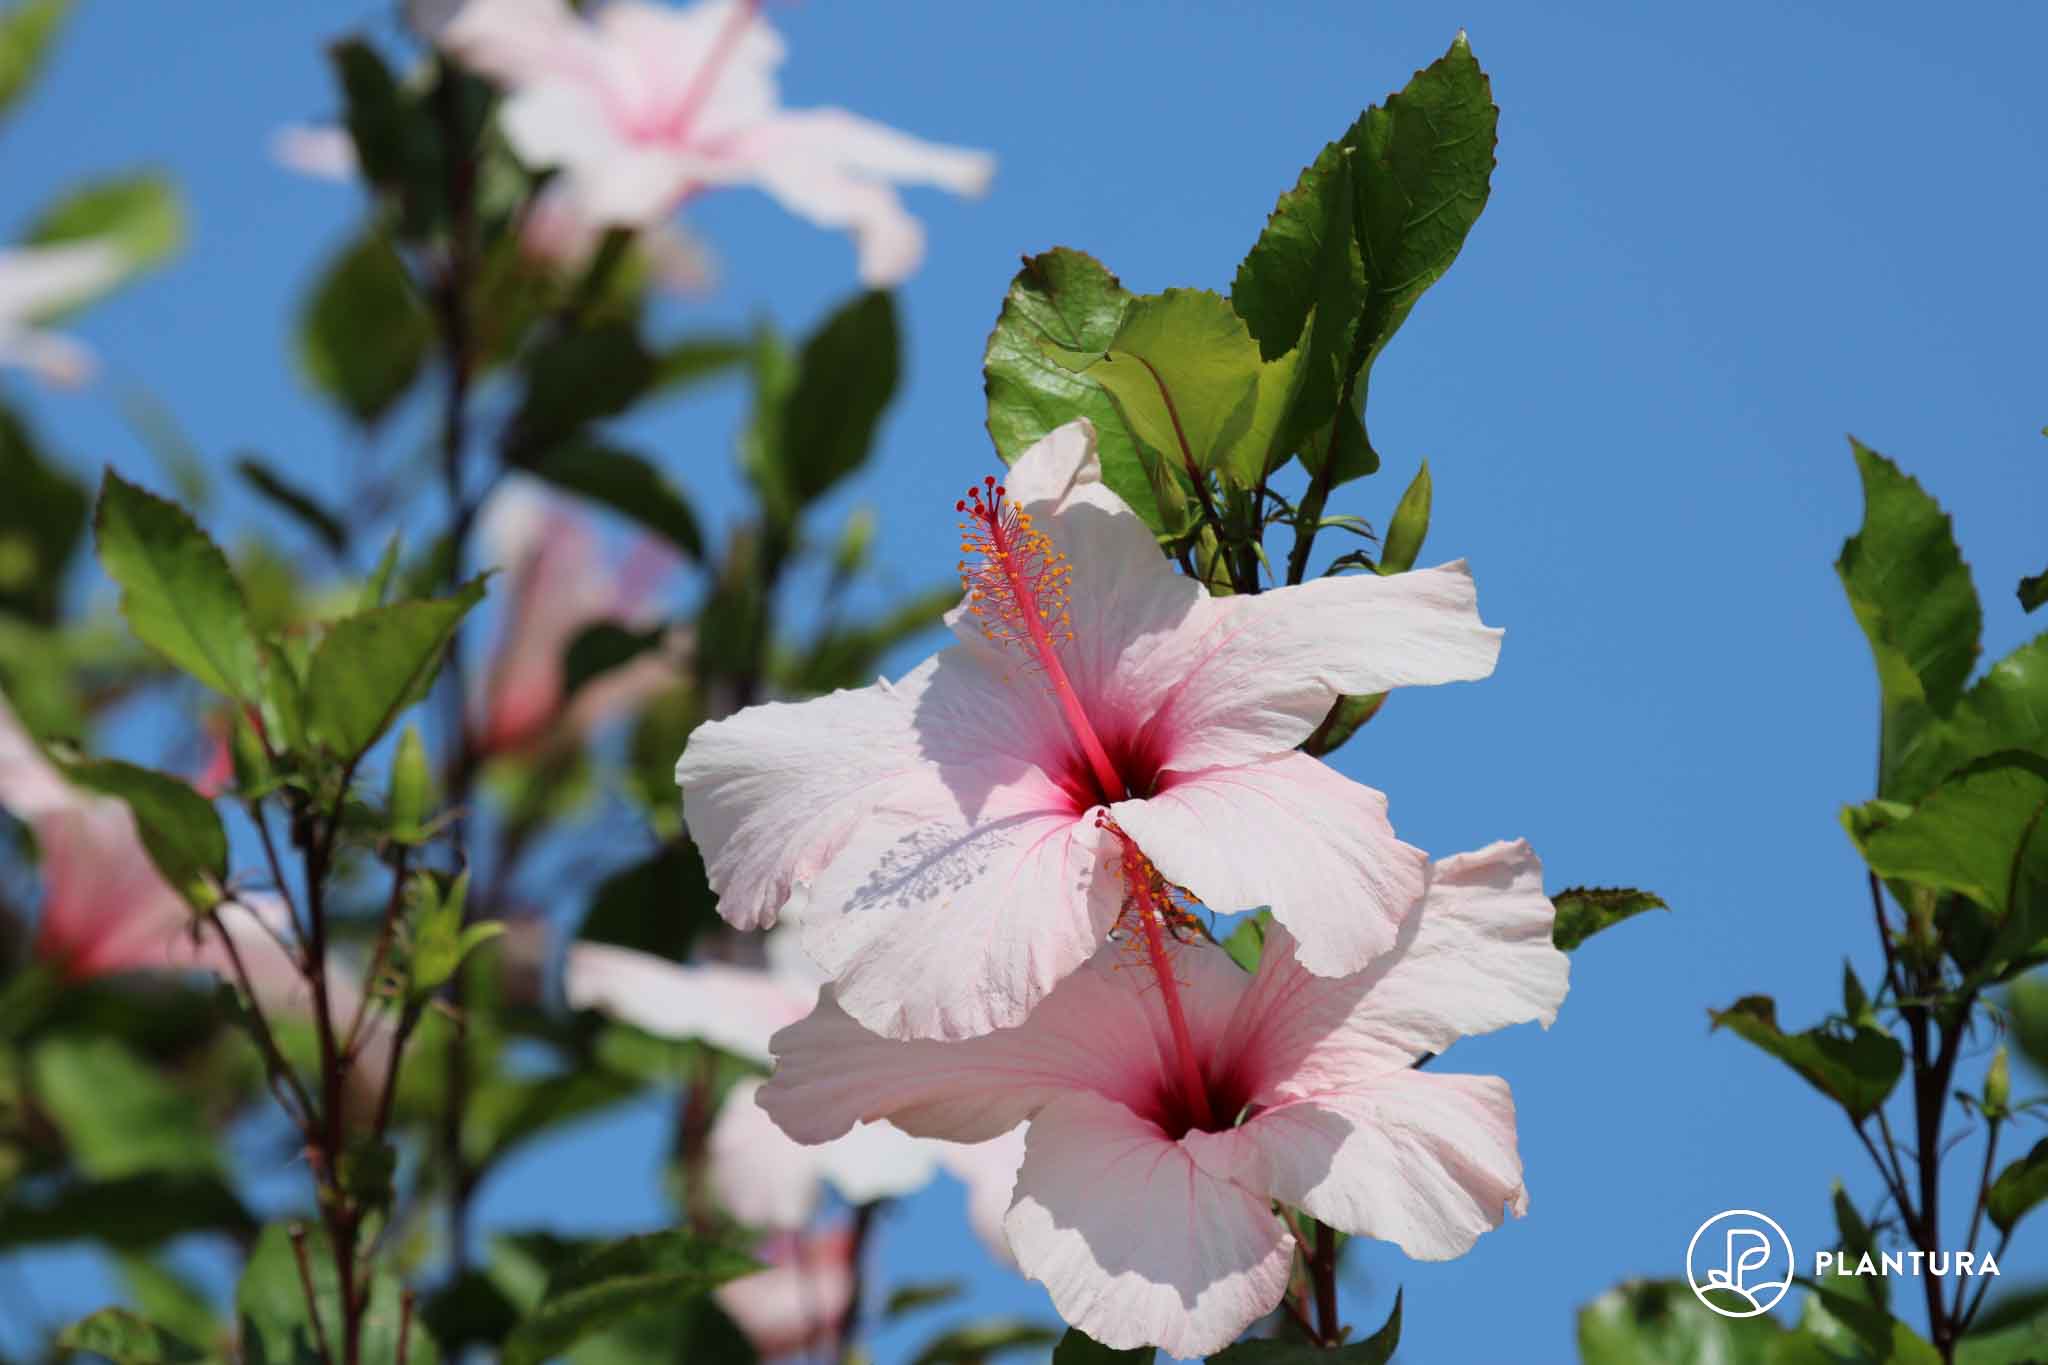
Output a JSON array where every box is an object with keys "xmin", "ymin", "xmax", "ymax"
[
  {"xmin": 1208, "ymin": 1289, "xmax": 1402, "ymax": 1361},
  {"xmin": 1222, "ymin": 910, "xmax": 1273, "ymax": 974},
  {"xmin": 501, "ymin": 1230, "xmax": 757, "ymax": 1365},
  {"xmin": 234, "ymin": 457, "xmax": 347, "ymax": 554},
  {"xmin": 31, "ymin": 1036, "xmax": 219, "ymax": 1179},
  {"xmin": 55, "ymin": 1309, "xmax": 206, "ymax": 1365},
  {"xmin": 1379, "ymin": 461, "xmax": 1432, "ymax": 574},
  {"xmin": 1300, "ymin": 691, "xmax": 1386, "ymax": 757},
  {"xmin": 1836, "ymin": 442, "xmax": 1982, "ymax": 792},
  {"xmin": 1989, "ymin": 1138, "xmax": 2048, "ymax": 1235},
  {"xmin": 95, "ymin": 469, "xmax": 260, "ymax": 699},
  {"xmin": 1578, "ymin": 1280, "xmax": 1785, "ymax": 1364},
  {"xmin": 522, "ymin": 440, "xmax": 702, "ymax": 559},
  {"xmin": 305, "ymin": 576, "xmax": 487, "ymax": 760},
  {"xmin": 65, "ymin": 759, "xmax": 226, "ymax": 911},
  {"xmin": 1051, "ymin": 1327, "xmax": 1152, "ymax": 1361},
  {"xmin": 1709, "ymin": 995, "xmax": 1904, "ymax": 1120},
  {"xmin": 983, "ymin": 248, "xmax": 1160, "ymax": 529},
  {"xmin": 0, "ymin": 403, "xmax": 88, "ymax": 622},
  {"xmin": 297, "ymin": 232, "xmax": 432, "ymax": 426},
  {"xmin": 1553, "ymin": 886, "xmax": 1669, "ymax": 952},
  {"xmin": 1889, "ymin": 634, "xmax": 2048, "ymax": 805},
  {"xmin": 1861, "ymin": 751, "xmax": 2048, "ymax": 936},
  {"xmin": 25, "ymin": 172, "xmax": 183, "ymax": 316},
  {"xmin": 0, "ymin": 0, "xmax": 70, "ymax": 115},
  {"xmin": 508, "ymin": 322, "xmax": 656, "ymax": 459},
  {"xmin": 760, "ymin": 290, "xmax": 899, "ymax": 516},
  {"xmin": 238, "ymin": 1221, "xmax": 438, "ymax": 1365},
  {"xmin": 908, "ymin": 1319, "xmax": 1061, "ymax": 1365}
]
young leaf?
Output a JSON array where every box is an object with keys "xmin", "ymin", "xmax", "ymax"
[
  {"xmin": 1208, "ymin": 1288, "xmax": 1399, "ymax": 1361},
  {"xmin": 1832, "ymin": 1184, "xmax": 1887, "ymax": 1309},
  {"xmin": 0, "ymin": 403, "xmax": 89, "ymax": 622},
  {"xmin": 0, "ymin": 0, "xmax": 70, "ymax": 116},
  {"xmin": 65, "ymin": 759, "xmax": 227, "ymax": 911},
  {"xmin": 95, "ymin": 469, "xmax": 260, "ymax": 700},
  {"xmin": 522, "ymin": 440, "xmax": 703, "ymax": 559},
  {"xmin": 25, "ymin": 172, "xmax": 183, "ymax": 314},
  {"xmin": 55, "ymin": 1309, "xmax": 205, "ymax": 1365},
  {"xmin": 1835, "ymin": 442, "xmax": 1981, "ymax": 791},
  {"xmin": 238, "ymin": 1222, "xmax": 440, "ymax": 1365},
  {"xmin": 1991, "ymin": 1140, "xmax": 2048, "ymax": 1235},
  {"xmin": 1708, "ymin": 996, "xmax": 1904, "ymax": 1120},
  {"xmin": 762, "ymin": 290, "xmax": 900, "ymax": 517},
  {"xmin": 500, "ymin": 1230, "xmax": 758, "ymax": 1365},
  {"xmin": 1378, "ymin": 461, "xmax": 1432, "ymax": 575},
  {"xmin": 1552, "ymin": 887, "xmax": 1668, "ymax": 952},
  {"xmin": 1300, "ymin": 691, "xmax": 1387, "ymax": 758},
  {"xmin": 361, "ymin": 532, "xmax": 402, "ymax": 610},
  {"xmin": 297, "ymin": 231, "xmax": 432, "ymax": 426},
  {"xmin": 233, "ymin": 456, "xmax": 347, "ymax": 553},
  {"xmin": 983, "ymin": 248, "xmax": 1159, "ymax": 528},
  {"xmin": 305, "ymin": 576, "xmax": 487, "ymax": 761},
  {"xmin": 30, "ymin": 1036, "xmax": 220, "ymax": 1179}
]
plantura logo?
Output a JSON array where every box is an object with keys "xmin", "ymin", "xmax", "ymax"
[{"xmin": 1686, "ymin": 1210, "xmax": 1795, "ymax": 1318}]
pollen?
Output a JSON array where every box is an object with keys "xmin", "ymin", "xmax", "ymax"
[{"xmin": 955, "ymin": 477, "xmax": 1076, "ymax": 662}]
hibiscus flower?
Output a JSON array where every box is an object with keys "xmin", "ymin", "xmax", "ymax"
[
  {"xmin": 437, "ymin": 0, "xmax": 994, "ymax": 285},
  {"xmin": 759, "ymin": 841, "xmax": 1568, "ymax": 1357},
  {"xmin": 678, "ymin": 418, "xmax": 1502, "ymax": 1040}
]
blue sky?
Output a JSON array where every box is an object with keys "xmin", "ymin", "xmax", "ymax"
[{"xmin": 5, "ymin": 2, "xmax": 2047, "ymax": 1361}]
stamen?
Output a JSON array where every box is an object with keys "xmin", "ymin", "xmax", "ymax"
[
  {"xmin": 1100, "ymin": 815, "xmax": 1213, "ymax": 1132},
  {"xmin": 956, "ymin": 479, "xmax": 1125, "ymax": 804}
]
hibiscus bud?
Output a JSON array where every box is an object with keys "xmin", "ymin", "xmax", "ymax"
[{"xmin": 1986, "ymin": 1045, "xmax": 2011, "ymax": 1118}]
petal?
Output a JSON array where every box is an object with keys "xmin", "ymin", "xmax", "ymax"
[
  {"xmin": 1005, "ymin": 1093, "xmax": 1294, "ymax": 1357},
  {"xmin": 0, "ymin": 690, "xmax": 79, "ymax": 820},
  {"xmin": 708, "ymin": 1077, "xmax": 935, "ymax": 1229},
  {"xmin": 758, "ymin": 954, "xmax": 1169, "ymax": 1145},
  {"xmin": 596, "ymin": 0, "xmax": 783, "ymax": 140},
  {"xmin": 1112, "ymin": 752, "xmax": 1426, "ymax": 977},
  {"xmin": 563, "ymin": 943, "xmax": 808, "ymax": 1067},
  {"xmin": 0, "ymin": 242, "xmax": 126, "ymax": 322},
  {"xmin": 740, "ymin": 155, "xmax": 927, "ymax": 287},
  {"xmin": 1145, "ymin": 561, "xmax": 1505, "ymax": 771},
  {"xmin": 747, "ymin": 109, "xmax": 993, "ymax": 195},
  {"xmin": 439, "ymin": 0, "xmax": 611, "ymax": 89},
  {"xmin": 715, "ymin": 1228, "xmax": 853, "ymax": 1360},
  {"xmin": 269, "ymin": 124, "xmax": 358, "ymax": 182},
  {"xmin": 1185, "ymin": 1071, "xmax": 1527, "ymax": 1262},
  {"xmin": 932, "ymin": 1126, "xmax": 1028, "ymax": 1265},
  {"xmin": 1221, "ymin": 846, "xmax": 1568, "ymax": 1099},
  {"xmin": 0, "ymin": 325, "xmax": 95, "ymax": 388}
]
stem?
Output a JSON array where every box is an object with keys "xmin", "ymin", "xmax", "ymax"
[
  {"xmin": 1286, "ymin": 366, "xmax": 1368, "ymax": 588},
  {"xmin": 290, "ymin": 1223, "xmax": 335, "ymax": 1365},
  {"xmin": 1129, "ymin": 353, "xmax": 1249, "ymax": 597},
  {"xmin": 1310, "ymin": 1220, "xmax": 1341, "ymax": 1346},
  {"xmin": 837, "ymin": 1200, "xmax": 883, "ymax": 1364},
  {"xmin": 1954, "ymin": 1116, "xmax": 2001, "ymax": 1323},
  {"xmin": 209, "ymin": 910, "xmax": 316, "ymax": 1131}
]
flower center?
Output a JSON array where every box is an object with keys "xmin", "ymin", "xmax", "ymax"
[
  {"xmin": 1100, "ymin": 814, "xmax": 1217, "ymax": 1135},
  {"xmin": 957, "ymin": 478, "xmax": 1126, "ymax": 805},
  {"xmin": 629, "ymin": 0, "xmax": 760, "ymax": 145}
]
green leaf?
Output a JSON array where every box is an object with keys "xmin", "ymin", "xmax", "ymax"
[
  {"xmin": 521, "ymin": 440, "xmax": 702, "ymax": 560},
  {"xmin": 30, "ymin": 1036, "xmax": 219, "ymax": 1179},
  {"xmin": 1231, "ymin": 137, "xmax": 1366, "ymax": 460},
  {"xmin": 1890, "ymin": 633, "xmax": 2048, "ymax": 804},
  {"xmin": 1832, "ymin": 1183, "xmax": 1887, "ymax": 1309},
  {"xmin": 95, "ymin": 469, "xmax": 260, "ymax": 699},
  {"xmin": 297, "ymin": 232, "xmax": 432, "ymax": 426},
  {"xmin": 234, "ymin": 457, "xmax": 347, "ymax": 554},
  {"xmin": 577, "ymin": 841, "xmax": 719, "ymax": 964},
  {"xmin": 361, "ymin": 533, "xmax": 402, "ymax": 611},
  {"xmin": 0, "ymin": 403, "xmax": 88, "ymax": 622},
  {"xmin": 501, "ymin": 1230, "xmax": 758, "ymax": 1365},
  {"xmin": 305, "ymin": 577, "xmax": 487, "ymax": 760},
  {"xmin": 1960, "ymin": 1303, "xmax": 2048, "ymax": 1363},
  {"xmin": 563, "ymin": 622, "xmax": 668, "ymax": 705},
  {"xmin": 1552, "ymin": 886, "xmax": 1668, "ymax": 952},
  {"xmin": 65, "ymin": 759, "xmax": 226, "ymax": 911},
  {"xmin": 238, "ymin": 1222, "xmax": 438, "ymax": 1365},
  {"xmin": 1050, "ymin": 1327, "xmax": 1152, "ymax": 1362},
  {"xmin": 1860, "ymin": 752, "xmax": 2048, "ymax": 951},
  {"xmin": 1836, "ymin": 442, "xmax": 1982, "ymax": 792},
  {"xmin": 2007, "ymin": 975, "xmax": 2048, "ymax": 1078},
  {"xmin": 0, "ymin": 0, "xmax": 70, "ymax": 116},
  {"xmin": 757, "ymin": 290, "xmax": 899, "ymax": 517},
  {"xmin": 1578, "ymin": 1280, "xmax": 1786, "ymax": 1364},
  {"xmin": 1709, "ymin": 995, "xmax": 1904, "ymax": 1120},
  {"xmin": 1222, "ymin": 910, "xmax": 1273, "ymax": 974},
  {"xmin": 908, "ymin": 1319, "xmax": 1061, "ymax": 1365},
  {"xmin": 884, "ymin": 1281, "xmax": 968, "ymax": 1320},
  {"xmin": 55, "ymin": 1309, "xmax": 206, "ymax": 1365},
  {"xmin": 1794, "ymin": 1285, "xmax": 1941, "ymax": 1364},
  {"xmin": 1300, "ymin": 691, "xmax": 1386, "ymax": 758},
  {"xmin": 408, "ymin": 870, "xmax": 491, "ymax": 998},
  {"xmin": 1208, "ymin": 1289, "xmax": 1401, "ymax": 1361},
  {"xmin": 2022, "ymin": 567, "xmax": 2047, "ymax": 614},
  {"xmin": 328, "ymin": 38, "xmax": 427, "ymax": 195},
  {"xmin": 983, "ymin": 248, "xmax": 1160, "ymax": 530},
  {"xmin": 509, "ymin": 322, "xmax": 656, "ymax": 459},
  {"xmin": 1379, "ymin": 461, "xmax": 1432, "ymax": 575},
  {"xmin": 652, "ymin": 336, "xmax": 749, "ymax": 394},
  {"xmin": 24, "ymin": 172, "xmax": 184, "ymax": 315},
  {"xmin": 1989, "ymin": 1138, "xmax": 2048, "ymax": 1235},
  {"xmin": 115, "ymin": 1255, "xmax": 222, "ymax": 1353},
  {"xmin": 0, "ymin": 1172, "xmax": 252, "ymax": 1250},
  {"xmin": 1343, "ymin": 32, "xmax": 1499, "ymax": 378},
  {"xmin": 387, "ymin": 723, "xmax": 431, "ymax": 842}
]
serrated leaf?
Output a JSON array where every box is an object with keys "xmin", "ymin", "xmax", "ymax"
[
  {"xmin": 25, "ymin": 172, "xmax": 183, "ymax": 316},
  {"xmin": 521, "ymin": 440, "xmax": 702, "ymax": 559},
  {"xmin": 1552, "ymin": 886, "xmax": 1668, "ymax": 952},
  {"xmin": 297, "ymin": 232, "xmax": 432, "ymax": 426},
  {"xmin": 1890, "ymin": 634, "xmax": 2048, "ymax": 804},
  {"xmin": 305, "ymin": 577, "xmax": 487, "ymax": 760},
  {"xmin": 234, "ymin": 457, "xmax": 347, "ymax": 554},
  {"xmin": 65, "ymin": 758, "xmax": 226, "ymax": 911},
  {"xmin": 31, "ymin": 1035, "xmax": 219, "ymax": 1179},
  {"xmin": 1208, "ymin": 1288, "xmax": 1400, "ymax": 1361},
  {"xmin": 0, "ymin": 0, "xmax": 70, "ymax": 116},
  {"xmin": 501, "ymin": 1230, "xmax": 757, "ymax": 1365},
  {"xmin": 95, "ymin": 469, "xmax": 260, "ymax": 699},
  {"xmin": 983, "ymin": 248, "xmax": 1159, "ymax": 529},
  {"xmin": 1836, "ymin": 442, "xmax": 1982, "ymax": 793},
  {"xmin": 1860, "ymin": 753, "xmax": 2048, "ymax": 954},
  {"xmin": 238, "ymin": 1222, "xmax": 438, "ymax": 1365},
  {"xmin": 56, "ymin": 1309, "xmax": 206, "ymax": 1365},
  {"xmin": 0, "ymin": 402, "xmax": 88, "ymax": 621},
  {"xmin": 1988, "ymin": 1138, "xmax": 2048, "ymax": 1235},
  {"xmin": 1378, "ymin": 461, "xmax": 1431, "ymax": 575},
  {"xmin": 1709, "ymin": 996, "xmax": 1903, "ymax": 1120}
]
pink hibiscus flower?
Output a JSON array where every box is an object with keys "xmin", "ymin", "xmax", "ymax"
[
  {"xmin": 759, "ymin": 841, "xmax": 1568, "ymax": 1357},
  {"xmin": 472, "ymin": 478, "xmax": 684, "ymax": 759},
  {"xmin": 565, "ymin": 931, "xmax": 1024, "ymax": 1247},
  {"xmin": 438, "ymin": 0, "xmax": 994, "ymax": 286},
  {"xmin": 714, "ymin": 1224, "xmax": 855, "ymax": 1360},
  {"xmin": 0, "ymin": 240, "xmax": 126, "ymax": 388},
  {"xmin": 677, "ymin": 418, "xmax": 1502, "ymax": 1040}
]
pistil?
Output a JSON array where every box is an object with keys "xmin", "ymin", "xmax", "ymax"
[{"xmin": 1101, "ymin": 817, "xmax": 1213, "ymax": 1132}]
